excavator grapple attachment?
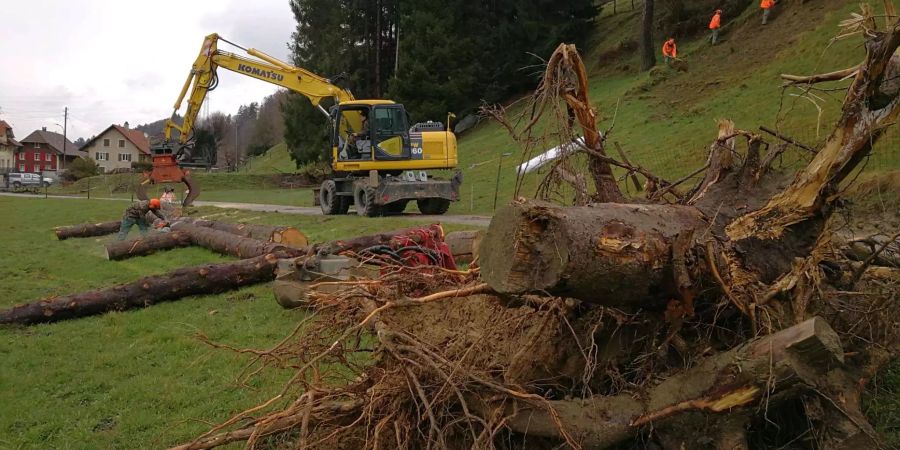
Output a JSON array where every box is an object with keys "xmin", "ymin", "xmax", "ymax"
[{"xmin": 137, "ymin": 143, "xmax": 202, "ymax": 207}]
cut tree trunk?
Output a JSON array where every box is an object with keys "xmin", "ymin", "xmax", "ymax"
[
  {"xmin": 54, "ymin": 221, "xmax": 123, "ymax": 240},
  {"xmin": 183, "ymin": 219, "xmax": 308, "ymax": 247},
  {"xmin": 444, "ymin": 230, "xmax": 484, "ymax": 264},
  {"xmin": 479, "ymin": 200, "xmax": 708, "ymax": 305},
  {"xmin": 0, "ymin": 252, "xmax": 290, "ymax": 325},
  {"xmin": 171, "ymin": 222, "xmax": 297, "ymax": 259},
  {"xmin": 500, "ymin": 317, "xmax": 848, "ymax": 449},
  {"xmin": 105, "ymin": 231, "xmax": 193, "ymax": 260}
]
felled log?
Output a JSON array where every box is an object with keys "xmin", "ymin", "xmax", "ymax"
[
  {"xmin": 54, "ymin": 221, "xmax": 123, "ymax": 240},
  {"xmin": 444, "ymin": 230, "xmax": 484, "ymax": 264},
  {"xmin": 55, "ymin": 216, "xmax": 307, "ymax": 247},
  {"xmin": 5, "ymin": 227, "xmax": 449, "ymax": 325},
  {"xmin": 185, "ymin": 219, "xmax": 308, "ymax": 247},
  {"xmin": 105, "ymin": 231, "xmax": 193, "ymax": 260},
  {"xmin": 0, "ymin": 252, "xmax": 290, "ymax": 325},
  {"xmin": 480, "ymin": 200, "xmax": 707, "ymax": 305},
  {"xmin": 172, "ymin": 222, "xmax": 297, "ymax": 259},
  {"xmin": 502, "ymin": 317, "xmax": 848, "ymax": 449}
]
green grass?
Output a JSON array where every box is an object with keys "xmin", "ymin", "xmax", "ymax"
[
  {"xmin": 0, "ymin": 196, "xmax": 480, "ymax": 448},
  {"xmin": 244, "ymin": 143, "xmax": 297, "ymax": 174}
]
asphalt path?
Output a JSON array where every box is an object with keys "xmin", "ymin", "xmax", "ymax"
[{"xmin": 0, "ymin": 191, "xmax": 492, "ymax": 227}]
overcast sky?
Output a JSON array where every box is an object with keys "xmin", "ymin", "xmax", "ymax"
[{"xmin": 0, "ymin": 0, "xmax": 295, "ymax": 141}]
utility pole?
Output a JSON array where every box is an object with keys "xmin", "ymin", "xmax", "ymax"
[
  {"xmin": 62, "ymin": 107, "xmax": 68, "ymax": 171},
  {"xmin": 394, "ymin": 9, "xmax": 400, "ymax": 76}
]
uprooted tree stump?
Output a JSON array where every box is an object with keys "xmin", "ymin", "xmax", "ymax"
[{"xmin": 164, "ymin": 9, "xmax": 900, "ymax": 450}]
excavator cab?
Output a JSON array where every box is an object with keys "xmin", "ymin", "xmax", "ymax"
[{"xmin": 333, "ymin": 103, "xmax": 415, "ymax": 165}]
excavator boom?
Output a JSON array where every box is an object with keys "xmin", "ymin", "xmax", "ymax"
[{"xmin": 147, "ymin": 33, "xmax": 355, "ymax": 206}]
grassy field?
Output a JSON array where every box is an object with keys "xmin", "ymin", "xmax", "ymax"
[{"xmin": 0, "ymin": 196, "xmax": 479, "ymax": 448}]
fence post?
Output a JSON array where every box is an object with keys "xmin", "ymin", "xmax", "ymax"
[{"xmin": 87, "ymin": 178, "xmax": 91, "ymax": 199}]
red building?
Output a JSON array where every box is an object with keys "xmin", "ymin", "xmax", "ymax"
[{"xmin": 16, "ymin": 127, "xmax": 81, "ymax": 174}]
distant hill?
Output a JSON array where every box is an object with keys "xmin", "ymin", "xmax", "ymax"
[{"xmin": 135, "ymin": 115, "xmax": 182, "ymax": 143}]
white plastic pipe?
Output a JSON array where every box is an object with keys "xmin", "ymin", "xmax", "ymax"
[{"xmin": 516, "ymin": 137, "xmax": 584, "ymax": 175}]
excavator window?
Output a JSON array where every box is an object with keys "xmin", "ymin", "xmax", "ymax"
[
  {"xmin": 372, "ymin": 106, "xmax": 410, "ymax": 161},
  {"xmin": 335, "ymin": 107, "xmax": 370, "ymax": 161}
]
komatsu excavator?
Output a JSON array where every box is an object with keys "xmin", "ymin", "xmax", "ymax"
[{"xmin": 151, "ymin": 33, "xmax": 461, "ymax": 214}]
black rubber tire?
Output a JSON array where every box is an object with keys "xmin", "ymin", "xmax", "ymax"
[
  {"xmin": 43, "ymin": 182, "xmax": 51, "ymax": 188},
  {"xmin": 383, "ymin": 200, "xmax": 408, "ymax": 215},
  {"xmin": 12, "ymin": 182, "xmax": 21, "ymax": 189},
  {"xmin": 320, "ymin": 180, "xmax": 349, "ymax": 215},
  {"xmin": 355, "ymin": 187, "xmax": 381, "ymax": 217},
  {"xmin": 416, "ymin": 198, "xmax": 451, "ymax": 215}
]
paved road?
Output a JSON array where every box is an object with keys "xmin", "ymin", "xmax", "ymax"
[{"xmin": 0, "ymin": 192, "xmax": 492, "ymax": 227}]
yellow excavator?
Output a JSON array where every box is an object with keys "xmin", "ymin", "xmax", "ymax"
[{"xmin": 154, "ymin": 33, "xmax": 461, "ymax": 215}]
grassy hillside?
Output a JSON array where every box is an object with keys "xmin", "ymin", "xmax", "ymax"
[
  {"xmin": 244, "ymin": 142, "xmax": 297, "ymax": 174},
  {"xmin": 453, "ymin": 0, "xmax": 899, "ymax": 214}
]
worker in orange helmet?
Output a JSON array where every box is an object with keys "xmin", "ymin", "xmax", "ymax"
[
  {"xmin": 761, "ymin": 0, "xmax": 775, "ymax": 24},
  {"xmin": 708, "ymin": 9, "xmax": 722, "ymax": 45},
  {"xmin": 662, "ymin": 38, "xmax": 677, "ymax": 66},
  {"xmin": 117, "ymin": 198, "xmax": 167, "ymax": 240}
]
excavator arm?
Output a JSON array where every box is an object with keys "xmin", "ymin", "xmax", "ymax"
[
  {"xmin": 146, "ymin": 33, "xmax": 355, "ymax": 206},
  {"xmin": 165, "ymin": 33, "xmax": 354, "ymax": 144}
]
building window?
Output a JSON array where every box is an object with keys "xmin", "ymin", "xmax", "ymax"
[
  {"xmin": 118, "ymin": 139, "xmax": 126, "ymax": 148},
  {"xmin": 34, "ymin": 143, "xmax": 41, "ymax": 149},
  {"xmin": 45, "ymin": 152, "xmax": 52, "ymax": 162},
  {"xmin": 103, "ymin": 139, "xmax": 110, "ymax": 147},
  {"xmin": 118, "ymin": 153, "xmax": 132, "ymax": 162},
  {"xmin": 95, "ymin": 152, "xmax": 109, "ymax": 161},
  {"xmin": 19, "ymin": 164, "xmax": 25, "ymax": 171}
]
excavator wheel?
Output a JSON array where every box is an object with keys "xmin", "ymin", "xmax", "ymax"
[
  {"xmin": 417, "ymin": 198, "xmax": 451, "ymax": 215},
  {"xmin": 354, "ymin": 187, "xmax": 381, "ymax": 217},
  {"xmin": 320, "ymin": 180, "xmax": 350, "ymax": 215}
]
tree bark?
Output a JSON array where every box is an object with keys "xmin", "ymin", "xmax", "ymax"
[
  {"xmin": 640, "ymin": 0, "xmax": 656, "ymax": 71},
  {"xmin": 500, "ymin": 317, "xmax": 844, "ymax": 449},
  {"xmin": 479, "ymin": 200, "xmax": 707, "ymax": 306},
  {"xmin": 54, "ymin": 221, "xmax": 123, "ymax": 240},
  {"xmin": 172, "ymin": 222, "xmax": 297, "ymax": 259},
  {"xmin": 105, "ymin": 231, "xmax": 193, "ymax": 260},
  {"xmin": 0, "ymin": 252, "xmax": 289, "ymax": 325}
]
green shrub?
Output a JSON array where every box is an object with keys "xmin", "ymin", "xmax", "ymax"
[{"xmin": 63, "ymin": 157, "xmax": 100, "ymax": 181}]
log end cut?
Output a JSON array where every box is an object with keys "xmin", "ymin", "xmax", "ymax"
[
  {"xmin": 480, "ymin": 201, "xmax": 569, "ymax": 295},
  {"xmin": 274, "ymin": 228, "xmax": 309, "ymax": 248}
]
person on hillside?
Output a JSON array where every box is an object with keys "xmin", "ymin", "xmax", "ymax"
[
  {"xmin": 662, "ymin": 38, "xmax": 677, "ymax": 66},
  {"xmin": 761, "ymin": 0, "xmax": 775, "ymax": 24},
  {"xmin": 117, "ymin": 198, "xmax": 166, "ymax": 240},
  {"xmin": 709, "ymin": 9, "xmax": 722, "ymax": 45}
]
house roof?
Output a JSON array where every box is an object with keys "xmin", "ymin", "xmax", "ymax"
[
  {"xmin": 81, "ymin": 124, "xmax": 151, "ymax": 155},
  {"xmin": 0, "ymin": 120, "xmax": 21, "ymax": 147},
  {"xmin": 19, "ymin": 129, "xmax": 81, "ymax": 155}
]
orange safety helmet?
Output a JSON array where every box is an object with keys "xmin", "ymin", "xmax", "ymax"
[{"xmin": 149, "ymin": 198, "xmax": 161, "ymax": 209}]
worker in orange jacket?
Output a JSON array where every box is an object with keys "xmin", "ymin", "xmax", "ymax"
[
  {"xmin": 662, "ymin": 38, "xmax": 677, "ymax": 66},
  {"xmin": 708, "ymin": 9, "xmax": 722, "ymax": 45},
  {"xmin": 761, "ymin": 0, "xmax": 775, "ymax": 24}
]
